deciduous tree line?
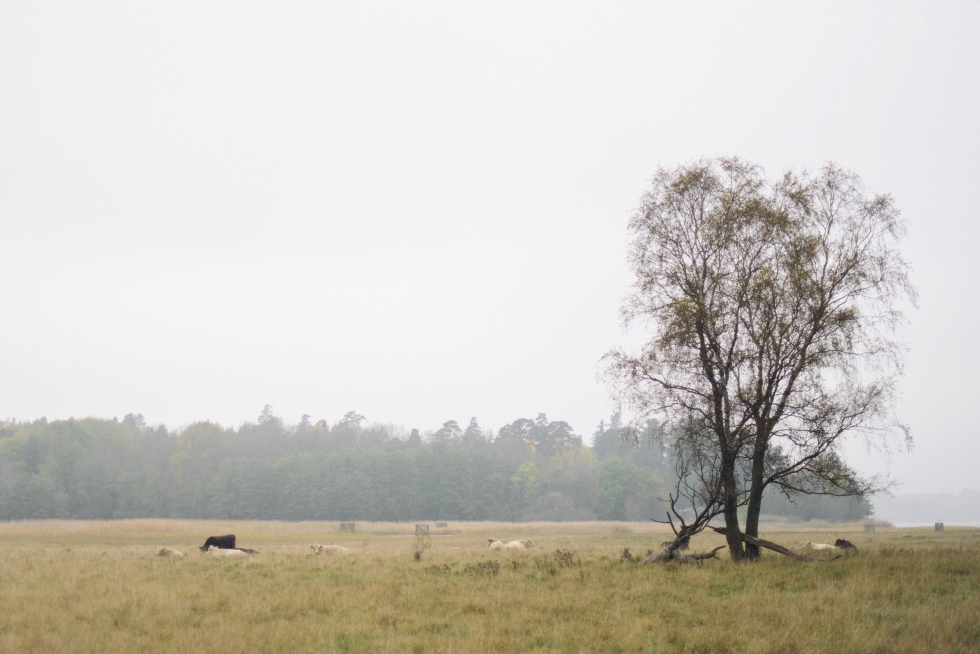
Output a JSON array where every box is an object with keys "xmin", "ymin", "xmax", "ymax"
[
  {"xmin": 0, "ymin": 411, "xmax": 669, "ymax": 522},
  {"xmin": 0, "ymin": 408, "xmax": 868, "ymax": 523}
]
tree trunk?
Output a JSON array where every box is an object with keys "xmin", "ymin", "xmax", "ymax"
[
  {"xmin": 721, "ymin": 446, "xmax": 745, "ymax": 561},
  {"xmin": 743, "ymin": 490, "xmax": 762, "ymax": 560},
  {"xmin": 743, "ymin": 435, "xmax": 769, "ymax": 560}
]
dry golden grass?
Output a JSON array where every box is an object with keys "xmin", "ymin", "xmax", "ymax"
[{"xmin": 1, "ymin": 520, "xmax": 978, "ymax": 653}]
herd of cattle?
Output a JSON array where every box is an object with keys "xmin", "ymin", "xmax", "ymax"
[
  {"xmin": 155, "ymin": 533, "xmax": 854, "ymax": 560},
  {"xmin": 155, "ymin": 534, "xmax": 535, "ymax": 559},
  {"xmin": 155, "ymin": 534, "xmax": 257, "ymax": 558}
]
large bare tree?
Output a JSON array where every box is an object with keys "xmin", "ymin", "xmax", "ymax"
[{"xmin": 606, "ymin": 159, "xmax": 913, "ymax": 561}]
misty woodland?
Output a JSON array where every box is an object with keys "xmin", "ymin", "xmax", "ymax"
[{"xmin": 0, "ymin": 408, "xmax": 868, "ymax": 523}]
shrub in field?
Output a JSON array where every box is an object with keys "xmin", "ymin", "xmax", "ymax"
[
  {"xmin": 464, "ymin": 560, "xmax": 500, "ymax": 577},
  {"xmin": 412, "ymin": 535, "xmax": 431, "ymax": 561},
  {"xmin": 553, "ymin": 548, "xmax": 580, "ymax": 568}
]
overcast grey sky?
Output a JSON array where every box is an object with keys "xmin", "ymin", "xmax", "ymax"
[{"xmin": 1, "ymin": 2, "xmax": 977, "ymax": 494}]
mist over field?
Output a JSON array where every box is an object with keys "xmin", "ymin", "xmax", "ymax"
[
  {"xmin": 873, "ymin": 490, "xmax": 980, "ymax": 526},
  {"xmin": 2, "ymin": 3, "xmax": 979, "ymax": 502},
  {"xmin": 0, "ymin": 411, "xmax": 872, "ymax": 523},
  {"xmin": 3, "ymin": 5, "xmax": 980, "ymax": 653}
]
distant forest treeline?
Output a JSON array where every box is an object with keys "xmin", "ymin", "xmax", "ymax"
[{"xmin": 0, "ymin": 409, "xmax": 870, "ymax": 522}]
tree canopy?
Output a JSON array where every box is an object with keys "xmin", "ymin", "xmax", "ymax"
[{"xmin": 606, "ymin": 158, "xmax": 912, "ymax": 560}]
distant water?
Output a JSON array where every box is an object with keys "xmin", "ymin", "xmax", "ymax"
[
  {"xmin": 892, "ymin": 523, "xmax": 980, "ymax": 528},
  {"xmin": 873, "ymin": 490, "xmax": 980, "ymax": 526}
]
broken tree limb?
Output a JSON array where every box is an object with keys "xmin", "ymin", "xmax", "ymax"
[
  {"xmin": 689, "ymin": 545, "xmax": 726, "ymax": 561},
  {"xmin": 641, "ymin": 551, "xmax": 669, "ymax": 564},
  {"xmin": 641, "ymin": 545, "xmax": 726, "ymax": 566},
  {"xmin": 707, "ymin": 526, "xmax": 814, "ymax": 562}
]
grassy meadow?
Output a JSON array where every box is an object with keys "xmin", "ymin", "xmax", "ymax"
[{"xmin": 1, "ymin": 519, "xmax": 978, "ymax": 653}]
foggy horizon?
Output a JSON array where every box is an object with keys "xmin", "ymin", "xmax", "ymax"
[{"xmin": 3, "ymin": 2, "xmax": 979, "ymax": 496}]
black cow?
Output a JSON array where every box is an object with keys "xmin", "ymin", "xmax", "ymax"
[
  {"xmin": 834, "ymin": 538, "xmax": 857, "ymax": 550},
  {"xmin": 199, "ymin": 534, "xmax": 236, "ymax": 552}
]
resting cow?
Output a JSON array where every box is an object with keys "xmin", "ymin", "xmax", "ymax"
[
  {"xmin": 311, "ymin": 544, "xmax": 351, "ymax": 556},
  {"xmin": 506, "ymin": 539, "xmax": 535, "ymax": 550},
  {"xmin": 199, "ymin": 534, "xmax": 236, "ymax": 552},
  {"xmin": 487, "ymin": 538, "xmax": 535, "ymax": 551},
  {"xmin": 156, "ymin": 548, "xmax": 184, "ymax": 558},
  {"xmin": 208, "ymin": 545, "xmax": 248, "ymax": 558},
  {"xmin": 801, "ymin": 541, "xmax": 838, "ymax": 551}
]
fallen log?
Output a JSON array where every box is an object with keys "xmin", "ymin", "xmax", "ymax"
[
  {"xmin": 640, "ymin": 552, "xmax": 666, "ymax": 564},
  {"xmin": 689, "ymin": 545, "xmax": 726, "ymax": 561},
  {"xmin": 641, "ymin": 545, "xmax": 725, "ymax": 565},
  {"xmin": 707, "ymin": 526, "xmax": 814, "ymax": 562}
]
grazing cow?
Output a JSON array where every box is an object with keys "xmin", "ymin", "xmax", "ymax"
[
  {"xmin": 208, "ymin": 545, "xmax": 248, "ymax": 558},
  {"xmin": 199, "ymin": 534, "xmax": 236, "ymax": 552},
  {"xmin": 156, "ymin": 548, "xmax": 184, "ymax": 558},
  {"xmin": 834, "ymin": 539, "xmax": 858, "ymax": 550},
  {"xmin": 801, "ymin": 541, "xmax": 838, "ymax": 551},
  {"xmin": 311, "ymin": 544, "xmax": 351, "ymax": 556}
]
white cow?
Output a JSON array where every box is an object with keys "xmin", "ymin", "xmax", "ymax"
[
  {"xmin": 311, "ymin": 544, "xmax": 351, "ymax": 556},
  {"xmin": 504, "ymin": 539, "xmax": 536, "ymax": 551},
  {"xmin": 487, "ymin": 538, "xmax": 535, "ymax": 551},
  {"xmin": 208, "ymin": 545, "xmax": 248, "ymax": 557},
  {"xmin": 801, "ymin": 541, "xmax": 838, "ymax": 551},
  {"xmin": 156, "ymin": 547, "xmax": 184, "ymax": 558}
]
